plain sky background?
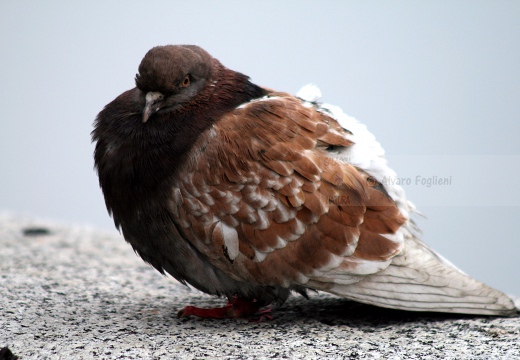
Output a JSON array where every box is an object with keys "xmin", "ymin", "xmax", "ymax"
[{"xmin": 1, "ymin": 1, "xmax": 519, "ymax": 296}]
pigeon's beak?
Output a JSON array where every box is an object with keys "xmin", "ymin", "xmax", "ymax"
[{"xmin": 143, "ymin": 91, "xmax": 164, "ymax": 123}]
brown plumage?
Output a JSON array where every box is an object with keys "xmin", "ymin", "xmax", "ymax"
[{"xmin": 92, "ymin": 45, "xmax": 516, "ymax": 318}]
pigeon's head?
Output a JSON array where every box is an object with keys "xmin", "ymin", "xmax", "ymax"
[{"xmin": 135, "ymin": 45, "xmax": 214, "ymax": 122}]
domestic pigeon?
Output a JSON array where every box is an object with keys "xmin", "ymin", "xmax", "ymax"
[{"xmin": 92, "ymin": 45, "xmax": 516, "ymax": 318}]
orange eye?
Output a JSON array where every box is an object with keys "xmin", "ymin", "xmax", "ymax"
[{"xmin": 180, "ymin": 75, "xmax": 190, "ymax": 87}]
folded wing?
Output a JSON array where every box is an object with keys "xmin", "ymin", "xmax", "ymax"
[{"xmin": 168, "ymin": 90, "xmax": 515, "ymax": 315}]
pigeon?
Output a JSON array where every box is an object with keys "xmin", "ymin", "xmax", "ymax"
[{"xmin": 92, "ymin": 45, "xmax": 516, "ymax": 318}]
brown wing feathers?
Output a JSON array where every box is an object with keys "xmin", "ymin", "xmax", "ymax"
[{"xmin": 172, "ymin": 93, "xmax": 405, "ymax": 288}]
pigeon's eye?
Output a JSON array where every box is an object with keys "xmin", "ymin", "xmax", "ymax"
[{"xmin": 180, "ymin": 75, "xmax": 191, "ymax": 88}]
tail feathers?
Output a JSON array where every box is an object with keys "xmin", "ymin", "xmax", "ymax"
[{"xmin": 326, "ymin": 236, "xmax": 516, "ymax": 316}]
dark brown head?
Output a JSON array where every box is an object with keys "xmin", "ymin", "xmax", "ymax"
[
  {"xmin": 135, "ymin": 45, "xmax": 216, "ymax": 122},
  {"xmin": 93, "ymin": 45, "xmax": 266, "ymax": 228}
]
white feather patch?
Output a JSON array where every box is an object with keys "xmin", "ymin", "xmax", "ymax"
[
  {"xmin": 254, "ymin": 209, "xmax": 270, "ymax": 230},
  {"xmin": 236, "ymin": 95, "xmax": 279, "ymax": 110},
  {"xmin": 293, "ymin": 218, "xmax": 306, "ymax": 236},
  {"xmin": 218, "ymin": 222, "xmax": 239, "ymax": 261},
  {"xmin": 254, "ymin": 249, "xmax": 268, "ymax": 262},
  {"xmin": 296, "ymin": 84, "xmax": 322, "ymax": 103}
]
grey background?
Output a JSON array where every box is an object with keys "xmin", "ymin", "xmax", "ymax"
[{"xmin": 1, "ymin": 1, "xmax": 519, "ymax": 295}]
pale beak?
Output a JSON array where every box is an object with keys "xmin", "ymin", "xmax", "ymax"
[{"xmin": 143, "ymin": 91, "xmax": 164, "ymax": 123}]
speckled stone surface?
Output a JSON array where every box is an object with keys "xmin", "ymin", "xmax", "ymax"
[{"xmin": 1, "ymin": 213, "xmax": 519, "ymax": 359}]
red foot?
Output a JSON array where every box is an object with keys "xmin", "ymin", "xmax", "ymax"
[{"xmin": 177, "ymin": 296, "xmax": 271, "ymax": 320}]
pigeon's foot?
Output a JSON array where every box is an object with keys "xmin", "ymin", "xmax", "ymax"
[{"xmin": 177, "ymin": 296, "xmax": 270, "ymax": 320}]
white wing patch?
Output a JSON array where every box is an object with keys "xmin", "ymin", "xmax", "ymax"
[{"xmin": 213, "ymin": 221, "xmax": 240, "ymax": 261}]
